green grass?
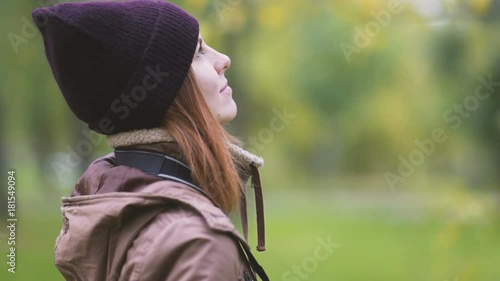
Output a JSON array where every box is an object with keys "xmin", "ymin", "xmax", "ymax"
[
  {"xmin": 1, "ymin": 206, "xmax": 63, "ymax": 281},
  {"xmin": 257, "ymin": 190, "xmax": 500, "ymax": 281},
  {"xmin": 1, "ymin": 189, "xmax": 499, "ymax": 281}
]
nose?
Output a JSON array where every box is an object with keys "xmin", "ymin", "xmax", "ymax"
[{"xmin": 215, "ymin": 52, "xmax": 231, "ymax": 74}]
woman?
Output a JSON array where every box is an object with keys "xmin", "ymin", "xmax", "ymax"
[{"xmin": 32, "ymin": 0, "xmax": 269, "ymax": 280}]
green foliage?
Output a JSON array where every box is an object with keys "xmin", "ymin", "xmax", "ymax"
[{"xmin": 1, "ymin": 0, "xmax": 499, "ymax": 279}]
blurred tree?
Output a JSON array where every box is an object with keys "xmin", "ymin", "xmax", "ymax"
[{"xmin": 2, "ymin": 0, "xmax": 498, "ymax": 192}]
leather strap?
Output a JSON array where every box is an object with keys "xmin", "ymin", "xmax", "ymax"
[
  {"xmin": 240, "ymin": 164, "xmax": 266, "ymax": 252},
  {"xmin": 250, "ymin": 164, "xmax": 266, "ymax": 252},
  {"xmin": 240, "ymin": 189, "xmax": 249, "ymax": 242}
]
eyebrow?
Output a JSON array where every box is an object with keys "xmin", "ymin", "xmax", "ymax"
[{"xmin": 197, "ymin": 37, "xmax": 203, "ymax": 49}]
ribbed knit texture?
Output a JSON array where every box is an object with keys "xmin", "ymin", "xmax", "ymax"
[{"xmin": 32, "ymin": 0, "xmax": 199, "ymax": 135}]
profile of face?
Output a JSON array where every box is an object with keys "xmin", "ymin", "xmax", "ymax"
[{"xmin": 191, "ymin": 34, "xmax": 237, "ymax": 124}]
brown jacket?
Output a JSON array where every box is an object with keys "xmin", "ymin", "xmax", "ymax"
[{"xmin": 54, "ymin": 140, "xmax": 266, "ymax": 281}]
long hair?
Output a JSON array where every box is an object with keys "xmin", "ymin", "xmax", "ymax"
[{"xmin": 162, "ymin": 67, "xmax": 243, "ymax": 212}]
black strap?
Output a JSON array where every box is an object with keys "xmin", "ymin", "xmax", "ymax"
[
  {"xmin": 238, "ymin": 241, "xmax": 270, "ymax": 281},
  {"xmin": 114, "ymin": 149, "xmax": 206, "ymax": 196},
  {"xmin": 114, "ymin": 149, "xmax": 270, "ymax": 281}
]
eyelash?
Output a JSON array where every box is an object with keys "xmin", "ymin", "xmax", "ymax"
[{"xmin": 197, "ymin": 44, "xmax": 204, "ymax": 55}]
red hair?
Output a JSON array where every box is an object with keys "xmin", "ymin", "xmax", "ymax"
[{"xmin": 162, "ymin": 67, "xmax": 243, "ymax": 212}]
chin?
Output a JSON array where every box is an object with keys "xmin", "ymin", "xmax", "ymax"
[
  {"xmin": 219, "ymin": 112, "xmax": 236, "ymax": 124},
  {"xmin": 218, "ymin": 105, "xmax": 237, "ymax": 124}
]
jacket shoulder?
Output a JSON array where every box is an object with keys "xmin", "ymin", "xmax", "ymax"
[
  {"xmin": 141, "ymin": 180, "xmax": 246, "ymax": 242},
  {"xmin": 119, "ymin": 205, "xmax": 246, "ymax": 281}
]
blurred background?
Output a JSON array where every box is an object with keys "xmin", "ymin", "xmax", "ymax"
[{"xmin": 1, "ymin": 0, "xmax": 499, "ymax": 280}]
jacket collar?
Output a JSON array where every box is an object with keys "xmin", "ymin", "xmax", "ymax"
[
  {"xmin": 105, "ymin": 127, "xmax": 267, "ymax": 251},
  {"xmin": 106, "ymin": 127, "xmax": 264, "ymax": 168}
]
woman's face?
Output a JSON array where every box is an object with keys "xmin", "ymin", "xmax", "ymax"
[{"xmin": 191, "ymin": 35, "xmax": 236, "ymax": 123}]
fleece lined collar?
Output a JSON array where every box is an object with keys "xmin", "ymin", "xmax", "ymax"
[
  {"xmin": 105, "ymin": 127, "xmax": 267, "ymax": 251},
  {"xmin": 106, "ymin": 128, "xmax": 264, "ymax": 168}
]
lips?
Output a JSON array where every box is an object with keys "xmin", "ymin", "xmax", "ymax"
[{"xmin": 220, "ymin": 81, "xmax": 228, "ymax": 93}]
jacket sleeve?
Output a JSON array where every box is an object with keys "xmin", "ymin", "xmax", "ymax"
[{"xmin": 120, "ymin": 207, "xmax": 242, "ymax": 281}]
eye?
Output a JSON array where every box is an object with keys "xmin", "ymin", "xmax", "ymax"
[{"xmin": 197, "ymin": 44, "xmax": 204, "ymax": 55}]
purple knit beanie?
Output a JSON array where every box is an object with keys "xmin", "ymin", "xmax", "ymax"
[{"xmin": 32, "ymin": 0, "xmax": 199, "ymax": 135}]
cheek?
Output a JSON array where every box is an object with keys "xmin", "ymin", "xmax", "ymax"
[
  {"xmin": 198, "ymin": 77, "xmax": 219, "ymax": 94},
  {"xmin": 197, "ymin": 74, "xmax": 220, "ymax": 108},
  {"xmin": 193, "ymin": 65, "xmax": 219, "ymax": 93}
]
